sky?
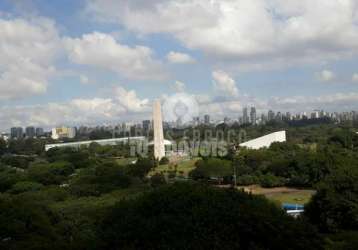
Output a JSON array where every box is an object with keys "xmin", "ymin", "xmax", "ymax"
[{"xmin": 1, "ymin": 0, "xmax": 358, "ymax": 130}]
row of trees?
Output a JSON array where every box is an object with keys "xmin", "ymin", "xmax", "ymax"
[{"xmin": 187, "ymin": 129, "xmax": 358, "ymax": 188}]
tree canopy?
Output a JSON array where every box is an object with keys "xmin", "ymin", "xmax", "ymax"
[{"xmin": 99, "ymin": 183, "xmax": 323, "ymax": 250}]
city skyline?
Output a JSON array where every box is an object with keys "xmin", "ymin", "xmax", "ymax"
[
  {"xmin": 3, "ymin": 107, "xmax": 357, "ymax": 136},
  {"xmin": 1, "ymin": 1, "xmax": 358, "ymax": 130}
]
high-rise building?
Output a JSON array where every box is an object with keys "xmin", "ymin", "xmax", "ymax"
[
  {"xmin": 275, "ymin": 112, "xmax": 283, "ymax": 121},
  {"xmin": 25, "ymin": 126, "xmax": 35, "ymax": 138},
  {"xmin": 268, "ymin": 110, "xmax": 275, "ymax": 121},
  {"xmin": 261, "ymin": 114, "xmax": 267, "ymax": 124},
  {"xmin": 142, "ymin": 120, "xmax": 151, "ymax": 132},
  {"xmin": 250, "ymin": 107, "xmax": 257, "ymax": 125},
  {"xmin": 204, "ymin": 115, "xmax": 210, "ymax": 125},
  {"xmin": 121, "ymin": 122, "xmax": 132, "ymax": 133},
  {"xmin": 36, "ymin": 128, "xmax": 44, "ymax": 137},
  {"xmin": 153, "ymin": 100, "xmax": 165, "ymax": 160},
  {"xmin": 243, "ymin": 107, "xmax": 249, "ymax": 124},
  {"xmin": 193, "ymin": 117, "xmax": 200, "ymax": 126},
  {"xmin": 10, "ymin": 127, "xmax": 23, "ymax": 139}
]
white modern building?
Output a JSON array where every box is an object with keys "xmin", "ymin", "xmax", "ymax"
[
  {"xmin": 45, "ymin": 136, "xmax": 146, "ymax": 151},
  {"xmin": 239, "ymin": 131, "xmax": 286, "ymax": 150},
  {"xmin": 51, "ymin": 127, "xmax": 76, "ymax": 140}
]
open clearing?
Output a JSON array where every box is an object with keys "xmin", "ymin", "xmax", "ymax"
[
  {"xmin": 238, "ymin": 185, "xmax": 315, "ymax": 205},
  {"xmin": 149, "ymin": 157, "xmax": 200, "ymax": 177}
]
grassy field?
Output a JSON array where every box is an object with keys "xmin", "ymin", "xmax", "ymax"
[
  {"xmin": 116, "ymin": 158, "xmax": 137, "ymax": 166},
  {"xmin": 149, "ymin": 157, "xmax": 200, "ymax": 177},
  {"xmin": 239, "ymin": 185, "xmax": 315, "ymax": 205},
  {"xmin": 266, "ymin": 191, "xmax": 315, "ymax": 205}
]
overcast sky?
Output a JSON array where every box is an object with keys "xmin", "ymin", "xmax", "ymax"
[{"xmin": 1, "ymin": 0, "xmax": 358, "ymax": 130}]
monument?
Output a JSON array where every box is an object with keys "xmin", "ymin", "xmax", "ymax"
[{"xmin": 153, "ymin": 100, "xmax": 165, "ymax": 160}]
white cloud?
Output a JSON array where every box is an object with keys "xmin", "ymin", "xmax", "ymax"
[
  {"xmin": 317, "ymin": 69, "xmax": 335, "ymax": 82},
  {"xmin": 212, "ymin": 70, "xmax": 239, "ymax": 97},
  {"xmin": 79, "ymin": 75, "xmax": 89, "ymax": 84},
  {"xmin": 0, "ymin": 17, "xmax": 60, "ymax": 100},
  {"xmin": 173, "ymin": 81, "xmax": 186, "ymax": 92},
  {"xmin": 86, "ymin": 0, "xmax": 358, "ymax": 69},
  {"xmin": 64, "ymin": 32, "xmax": 167, "ymax": 81},
  {"xmin": 167, "ymin": 51, "xmax": 195, "ymax": 64},
  {"xmin": 114, "ymin": 86, "xmax": 149, "ymax": 112},
  {"xmin": 268, "ymin": 92, "xmax": 358, "ymax": 112},
  {"xmin": 0, "ymin": 86, "xmax": 150, "ymax": 129},
  {"xmin": 352, "ymin": 73, "xmax": 358, "ymax": 82}
]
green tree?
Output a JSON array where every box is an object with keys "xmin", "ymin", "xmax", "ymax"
[
  {"xmin": 8, "ymin": 181, "xmax": 44, "ymax": 194},
  {"xmin": 28, "ymin": 161, "xmax": 74, "ymax": 185},
  {"xmin": 0, "ymin": 194, "xmax": 64, "ymax": 250},
  {"xmin": 259, "ymin": 173, "xmax": 286, "ymax": 188},
  {"xmin": 99, "ymin": 183, "xmax": 323, "ymax": 250},
  {"xmin": 189, "ymin": 158, "xmax": 232, "ymax": 180},
  {"xmin": 0, "ymin": 138, "xmax": 6, "ymax": 156},
  {"xmin": 70, "ymin": 162, "xmax": 131, "ymax": 196},
  {"xmin": 305, "ymin": 165, "xmax": 358, "ymax": 232},
  {"xmin": 0, "ymin": 166, "xmax": 26, "ymax": 192},
  {"xmin": 127, "ymin": 157, "xmax": 155, "ymax": 178},
  {"xmin": 159, "ymin": 156, "xmax": 169, "ymax": 165},
  {"xmin": 150, "ymin": 173, "xmax": 166, "ymax": 188}
]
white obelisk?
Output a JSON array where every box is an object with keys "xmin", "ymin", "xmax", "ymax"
[{"xmin": 153, "ymin": 100, "xmax": 165, "ymax": 160}]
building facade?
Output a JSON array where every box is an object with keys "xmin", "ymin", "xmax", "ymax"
[{"xmin": 51, "ymin": 127, "xmax": 76, "ymax": 140}]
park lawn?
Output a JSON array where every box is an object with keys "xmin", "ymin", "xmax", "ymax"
[
  {"xmin": 149, "ymin": 158, "xmax": 200, "ymax": 177},
  {"xmin": 239, "ymin": 185, "xmax": 315, "ymax": 205},
  {"xmin": 116, "ymin": 158, "xmax": 137, "ymax": 166},
  {"xmin": 265, "ymin": 190, "xmax": 315, "ymax": 205}
]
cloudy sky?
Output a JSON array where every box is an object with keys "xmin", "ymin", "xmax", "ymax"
[{"xmin": 1, "ymin": 0, "xmax": 358, "ymax": 130}]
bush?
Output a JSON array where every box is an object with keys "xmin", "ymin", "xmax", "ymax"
[
  {"xmin": 167, "ymin": 171, "xmax": 176, "ymax": 179},
  {"xmin": 159, "ymin": 157, "xmax": 170, "ymax": 165},
  {"xmin": 189, "ymin": 158, "xmax": 232, "ymax": 180},
  {"xmin": 236, "ymin": 175, "xmax": 259, "ymax": 186},
  {"xmin": 150, "ymin": 173, "xmax": 166, "ymax": 188},
  {"xmin": 259, "ymin": 174, "xmax": 286, "ymax": 188},
  {"xmin": 126, "ymin": 157, "xmax": 155, "ymax": 178}
]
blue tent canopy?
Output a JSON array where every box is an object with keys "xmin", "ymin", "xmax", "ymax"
[{"xmin": 282, "ymin": 203, "xmax": 304, "ymax": 211}]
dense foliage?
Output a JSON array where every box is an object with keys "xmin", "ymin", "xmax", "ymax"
[
  {"xmin": 99, "ymin": 183, "xmax": 322, "ymax": 250},
  {"xmin": 0, "ymin": 123, "xmax": 357, "ymax": 249}
]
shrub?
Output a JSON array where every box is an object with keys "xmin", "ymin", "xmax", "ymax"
[
  {"xmin": 237, "ymin": 175, "xmax": 259, "ymax": 186},
  {"xmin": 259, "ymin": 174, "xmax": 286, "ymax": 188},
  {"xmin": 150, "ymin": 173, "xmax": 166, "ymax": 188},
  {"xmin": 159, "ymin": 157, "xmax": 170, "ymax": 165}
]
